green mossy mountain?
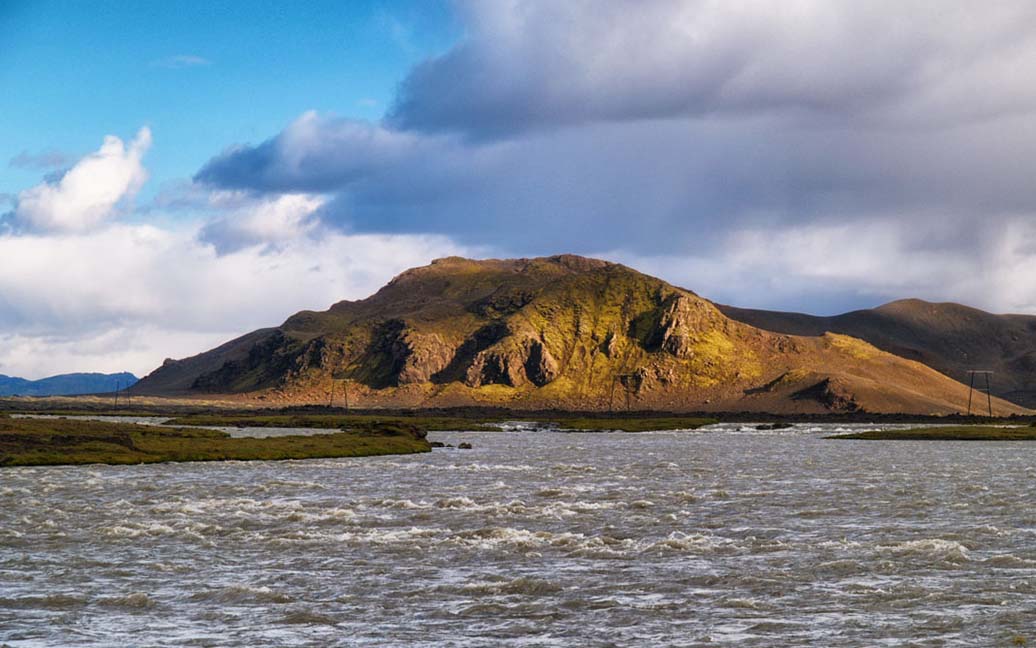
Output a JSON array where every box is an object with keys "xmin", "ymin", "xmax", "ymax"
[{"xmin": 132, "ymin": 255, "xmax": 1028, "ymax": 415}]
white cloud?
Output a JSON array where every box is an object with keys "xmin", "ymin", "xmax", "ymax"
[
  {"xmin": 0, "ymin": 128, "xmax": 475, "ymax": 379},
  {"xmin": 13, "ymin": 127, "xmax": 151, "ymax": 232},
  {"xmin": 198, "ymin": 192, "xmax": 327, "ymax": 253},
  {"xmin": 607, "ymin": 216, "xmax": 1036, "ymax": 315},
  {"xmin": 0, "ymin": 222, "xmax": 471, "ymax": 378}
]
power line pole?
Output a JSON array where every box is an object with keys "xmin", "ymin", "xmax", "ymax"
[{"xmin": 966, "ymin": 370, "xmax": 994, "ymax": 417}]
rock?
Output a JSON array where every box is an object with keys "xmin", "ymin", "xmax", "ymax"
[
  {"xmin": 457, "ymin": 442, "xmax": 473, "ymax": 450},
  {"xmin": 792, "ymin": 378, "xmax": 860, "ymax": 412},
  {"xmin": 430, "ymin": 441, "xmax": 446, "ymax": 448},
  {"xmin": 465, "ymin": 349, "xmax": 524, "ymax": 387},
  {"xmin": 523, "ymin": 338, "xmax": 559, "ymax": 386}
]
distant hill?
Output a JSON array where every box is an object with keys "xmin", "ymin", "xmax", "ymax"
[
  {"xmin": 717, "ymin": 299, "xmax": 1036, "ymax": 409},
  {"xmin": 0, "ymin": 372, "xmax": 138, "ymax": 397},
  {"xmin": 133, "ymin": 255, "xmax": 1025, "ymax": 415}
]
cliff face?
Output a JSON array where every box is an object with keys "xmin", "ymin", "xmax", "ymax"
[{"xmin": 133, "ymin": 255, "xmax": 1027, "ymax": 415}]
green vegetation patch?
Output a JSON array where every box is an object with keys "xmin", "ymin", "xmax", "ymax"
[
  {"xmin": 164, "ymin": 413, "xmax": 502, "ymax": 432},
  {"xmin": 827, "ymin": 426, "xmax": 1036, "ymax": 441},
  {"xmin": 164, "ymin": 412, "xmax": 717, "ymax": 433},
  {"xmin": 0, "ymin": 417, "xmax": 430, "ymax": 467},
  {"xmin": 554, "ymin": 417, "xmax": 717, "ymax": 432}
]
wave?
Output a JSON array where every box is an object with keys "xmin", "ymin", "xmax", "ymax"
[
  {"xmin": 880, "ymin": 538, "xmax": 972, "ymax": 563},
  {"xmin": 190, "ymin": 584, "xmax": 293, "ymax": 604}
]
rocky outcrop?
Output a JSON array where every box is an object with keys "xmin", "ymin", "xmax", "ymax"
[
  {"xmin": 792, "ymin": 378, "xmax": 861, "ymax": 412},
  {"xmin": 465, "ymin": 348, "xmax": 525, "ymax": 387},
  {"xmin": 357, "ymin": 320, "xmax": 455, "ymax": 387},
  {"xmin": 523, "ymin": 339, "xmax": 559, "ymax": 386},
  {"xmin": 640, "ymin": 293, "xmax": 728, "ymax": 359},
  {"xmin": 464, "ymin": 337, "xmax": 559, "ymax": 388}
]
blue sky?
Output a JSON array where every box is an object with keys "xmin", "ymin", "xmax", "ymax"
[
  {"xmin": 1, "ymin": 0, "xmax": 458, "ymax": 200},
  {"xmin": 4, "ymin": 1, "xmax": 1036, "ymax": 378}
]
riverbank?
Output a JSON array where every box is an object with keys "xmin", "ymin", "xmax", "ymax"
[
  {"xmin": 0, "ymin": 416, "xmax": 430, "ymax": 467},
  {"xmin": 828, "ymin": 425, "xmax": 1036, "ymax": 440},
  {"xmin": 4, "ymin": 396, "xmax": 1032, "ymax": 426},
  {"xmin": 163, "ymin": 413, "xmax": 718, "ymax": 433}
]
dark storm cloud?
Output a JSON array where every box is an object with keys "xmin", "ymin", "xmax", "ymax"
[
  {"xmin": 190, "ymin": 1, "xmax": 1036, "ymax": 312},
  {"xmin": 388, "ymin": 1, "xmax": 1036, "ymax": 137}
]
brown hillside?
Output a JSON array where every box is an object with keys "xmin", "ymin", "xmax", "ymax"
[
  {"xmin": 133, "ymin": 256, "xmax": 1026, "ymax": 415},
  {"xmin": 718, "ymin": 299, "xmax": 1036, "ymax": 408}
]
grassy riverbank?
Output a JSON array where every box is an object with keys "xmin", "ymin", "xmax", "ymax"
[
  {"xmin": 164, "ymin": 413, "xmax": 717, "ymax": 433},
  {"xmin": 828, "ymin": 426, "xmax": 1036, "ymax": 441},
  {"xmin": 164, "ymin": 413, "xmax": 503, "ymax": 432},
  {"xmin": 0, "ymin": 417, "xmax": 430, "ymax": 467}
]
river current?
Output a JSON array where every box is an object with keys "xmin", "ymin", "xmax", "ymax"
[{"xmin": 2, "ymin": 420, "xmax": 1035, "ymax": 646}]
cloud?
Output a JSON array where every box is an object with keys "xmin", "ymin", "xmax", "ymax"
[
  {"xmin": 189, "ymin": 1, "xmax": 1036, "ymax": 318},
  {"xmin": 196, "ymin": 111, "xmax": 444, "ymax": 193},
  {"xmin": 389, "ymin": 1, "xmax": 1036, "ymax": 137},
  {"xmin": 11, "ymin": 127, "xmax": 151, "ymax": 232},
  {"xmin": 0, "ymin": 221, "xmax": 471, "ymax": 379},
  {"xmin": 151, "ymin": 54, "xmax": 211, "ymax": 69},
  {"xmin": 9, "ymin": 149, "xmax": 71, "ymax": 170},
  {"xmin": 198, "ymin": 192, "xmax": 326, "ymax": 253}
]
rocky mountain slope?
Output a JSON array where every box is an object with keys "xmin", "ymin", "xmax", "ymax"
[
  {"xmin": 718, "ymin": 300, "xmax": 1036, "ymax": 408},
  {"xmin": 132, "ymin": 255, "xmax": 1026, "ymax": 415}
]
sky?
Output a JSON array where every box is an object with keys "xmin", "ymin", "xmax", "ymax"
[{"xmin": 4, "ymin": 1, "xmax": 1036, "ymax": 379}]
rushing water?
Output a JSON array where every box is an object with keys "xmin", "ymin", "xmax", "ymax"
[{"xmin": 2, "ymin": 421, "xmax": 1036, "ymax": 646}]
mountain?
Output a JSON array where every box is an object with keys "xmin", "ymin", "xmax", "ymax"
[
  {"xmin": 0, "ymin": 372, "xmax": 138, "ymax": 397},
  {"xmin": 132, "ymin": 255, "xmax": 1026, "ymax": 415},
  {"xmin": 717, "ymin": 299, "xmax": 1036, "ymax": 408}
]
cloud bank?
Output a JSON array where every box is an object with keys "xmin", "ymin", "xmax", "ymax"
[
  {"xmin": 194, "ymin": 1, "xmax": 1036, "ymax": 315},
  {"xmin": 0, "ymin": 131, "xmax": 470, "ymax": 379}
]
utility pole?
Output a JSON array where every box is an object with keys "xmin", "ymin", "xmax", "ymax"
[
  {"xmin": 113, "ymin": 380, "xmax": 120, "ymax": 410},
  {"xmin": 966, "ymin": 370, "xmax": 994, "ymax": 417}
]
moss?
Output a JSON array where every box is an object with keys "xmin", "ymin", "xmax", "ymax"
[
  {"xmin": 825, "ymin": 333, "xmax": 878, "ymax": 360},
  {"xmin": 827, "ymin": 426, "xmax": 1036, "ymax": 441},
  {"xmin": 0, "ymin": 417, "xmax": 430, "ymax": 467}
]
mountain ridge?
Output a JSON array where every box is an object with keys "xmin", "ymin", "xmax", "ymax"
[
  {"xmin": 132, "ymin": 255, "xmax": 1026, "ymax": 415},
  {"xmin": 0, "ymin": 372, "xmax": 138, "ymax": 397}
]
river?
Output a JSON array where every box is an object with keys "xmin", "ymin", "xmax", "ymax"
[{"xmin": 2, "ymin": 421, "xmax": 1034, "ymax": 646}]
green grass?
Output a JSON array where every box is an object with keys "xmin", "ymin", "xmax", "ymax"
[
  {"xmin": 0, "ymin": 417, "xmax": 430, "ymax": 467},
  {"xmin": 827, "ymin": 426, "xmax": 1036, "ymax": 441},
  {"xmin": 553, "ymin": 417, "xmax": 717, "ymax": 432},
  {"xmin": 164, "ymin": 413, "xmax": 503, "ymax": 432}
]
